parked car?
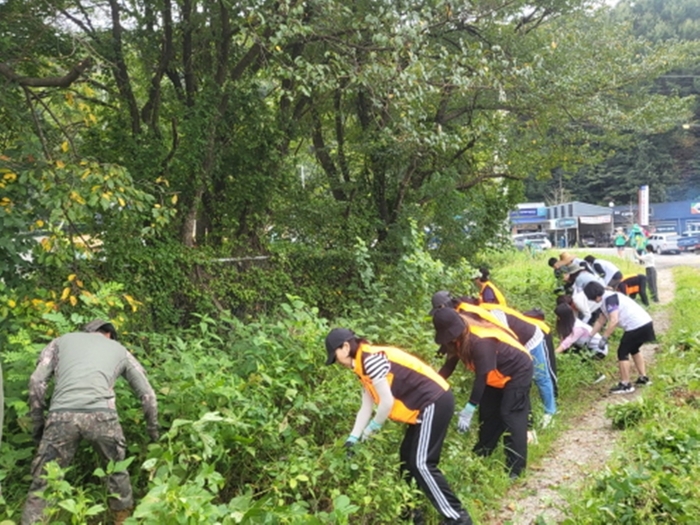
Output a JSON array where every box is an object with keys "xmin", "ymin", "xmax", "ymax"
[
  {"xmin": 678, "ymin": 231, "xmax": 700, "ymax": 253},
  {"xmin": 580, "ymin": 235, "xmax": 597, "ymax": 247},
  {"xmin": 647, "ymin": 233, "xmax": 680, "ymax": 254},
  {"xmin": 513, "ymin": 232, "xmax": 552, "ymax": 251}
]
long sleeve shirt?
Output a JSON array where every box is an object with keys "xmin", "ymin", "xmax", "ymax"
[{"xmin": 29, "ymin": 332, "xmax": 158, "ymax": 433}]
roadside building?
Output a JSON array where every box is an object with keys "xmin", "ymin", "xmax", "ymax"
[{"xmin": 612, "ymin": 199, "xmax": 700, "ymax": 235}]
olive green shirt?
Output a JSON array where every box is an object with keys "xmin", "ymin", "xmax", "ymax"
[{"xmin": 29, "ymin": 332, "xmax": 157, "ymax": 433}]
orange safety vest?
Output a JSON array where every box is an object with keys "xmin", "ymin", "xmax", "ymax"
[
  {"xmin": 455, "ymin": 302, "xmax": 518, "ymax": 340},
  {"xmin": 466, "ymin": 324, "xmax": 531, "ymax": 389},
  {"xmin": 478, "ymin": 280, "xmax": 507, "ymax": 306},
  {"xmin": 353, "ymin": 344, "xmax": 449, "ymax": 424},
  {"xmin": 479, "ymin": 303, "xmax": 551, "ymax": 335},
  {"xmin": 620, "ymin": 274, "xmax": 640, "ymax": 295}
]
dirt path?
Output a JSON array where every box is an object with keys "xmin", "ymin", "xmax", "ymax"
[{"xmin": 490, "ymin": 268, "xmax": 674, "ymax": 525}]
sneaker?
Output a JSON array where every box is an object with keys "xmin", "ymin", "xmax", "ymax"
[
  {"xmin": 610, "ymin": 382, "xmax": 635, "ymax": 395},
  {"xmin": 541, "ymin": 413, "xmax": 553, "ymax": 429},
  {"xmin": 635, "ymin": 376, "xmax": 651, "ymax": 386}
]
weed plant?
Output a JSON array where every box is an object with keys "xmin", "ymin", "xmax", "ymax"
[{"xmin": 0, "ymin": 244, "xmax": 653, "ymax": 524}]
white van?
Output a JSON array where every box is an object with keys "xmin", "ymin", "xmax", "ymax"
[
  {"xmin": 647, "ymin": 233, "xmax": 680, "ymax": 254},
  {"xmin": 513, "ymin": 232, "xmax": 552, "ymax": 251}
]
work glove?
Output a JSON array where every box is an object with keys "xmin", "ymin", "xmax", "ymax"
[
  {"xmin": 598, "ymin": 337, "xmax": 608, "ymax": 351},
  {"xmin": 361, "ymin": 419, "xmax": 382, "ymax": 441},
  {"xmin": 344, "ymin": 435, "xmax": 359, "ymax": 457},
  {"xmin": 457, "ymin": 403, "xmax": 477, "ymax": 434}
]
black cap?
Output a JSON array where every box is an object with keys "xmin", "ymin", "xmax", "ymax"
[
  {"xmin": 324, "ymin": 328, "xmax": 355, "ymax": 365},
  {"xmin": 432, "ymin": 308, "xmax": 466, "ymax": 345},
  {"xmin": 83, "ymin": 318, "xmax": 118, "ymax": 340},
  {"xmin": 430, "ymin": 290, "xmax": 453, "ymax": 314},
  {"xmin": 523, "ymin": 308, "xmax": 545, "ymax": 321}
]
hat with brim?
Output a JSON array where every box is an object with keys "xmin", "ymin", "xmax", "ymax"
[
  {"xmin": 324, "ymin": 328, "xmax": 355, "ymax": 365},
  {"xmin": 432, "ymin": 308, "xmax": 466, "ymax": 345},
  {"xmin": 561, "ymin": 263, "xmax": 582, "ymax": 275},
  {"xmin": 430, "ymin": 290, "xmax": 453, "ymax": 315},
  {"xmin": 554, "ymin": 251, "xmax": 576, "ymax": 269}
]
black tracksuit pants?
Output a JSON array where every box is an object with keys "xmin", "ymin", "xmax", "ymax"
[
  {"xmin": 473, "ymin": 378, "xmax": 532, "ymax": 478},
  {"xmin": 399, "ymin": 389, "xmax": 470, "ymax": 523}
]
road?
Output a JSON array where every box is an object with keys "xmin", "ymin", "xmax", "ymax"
[{"xmin": 577, "ymin": 247, "xmax": 700, "ymax": 270}]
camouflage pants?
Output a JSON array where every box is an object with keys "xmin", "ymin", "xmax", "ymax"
[{"xmin": 21, "ymin": 411, "xmax": 133, "ymax": 525}]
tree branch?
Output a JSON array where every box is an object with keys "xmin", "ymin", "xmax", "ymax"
[{"xmin": 0, "ymin": 58, "xmax": 92, "ymax": 88}]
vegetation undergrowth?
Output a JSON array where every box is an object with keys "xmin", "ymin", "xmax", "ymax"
[
  {"xmin": 0, "ymin": 245, "xmax": 667, "ymax": 524},
  {"xmin": 563, "ymin": 266, "xmax": 700, "ymax": 524}
]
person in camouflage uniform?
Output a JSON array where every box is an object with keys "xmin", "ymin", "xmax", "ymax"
[{"xmin": 21, "ymin": 319, "xmax": 158, "ymax": 525}]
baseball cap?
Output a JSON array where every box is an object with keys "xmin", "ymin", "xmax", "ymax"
[
  {"xmin": 430, "ymin": 290, "xmax": 453, "ymax": 314},
  {"xmin": 432, "ymin": 308, "xmax": 466, "ymax": 345},
  {"xmin": 324, "ymin": 328, "xmax": 355, "ymax": 365},
  {"xmin": 83, "ymin": 318, "xmax": 118, "ymax": 340}
]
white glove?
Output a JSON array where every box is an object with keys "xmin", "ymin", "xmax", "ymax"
[{"xmin": 457, "ymin": 403, "xmax": 477, "ymax": 434}]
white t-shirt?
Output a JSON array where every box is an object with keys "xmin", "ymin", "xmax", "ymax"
[
  {"xmin": 594, "ymin": 259, "xmax": 621, "ymax": 285},
  {"xmin": 600, "ymin": 291, "xmax": 652, "ymax": 331},
  {"xmin": 636, "ymin": 252, "xmax": 655, "ymax": 268}
]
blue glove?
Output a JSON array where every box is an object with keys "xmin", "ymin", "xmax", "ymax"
[
  {"xmin": 457, "ymin": 403, "xmax": 477, "ymax": 434},
  {"xmin": 598, "ymin": 337, "xmax": 608, "ymax": 350},
  {"xmin": 361, "ymin": 419, "xmax": 382, "ymax": 441}
]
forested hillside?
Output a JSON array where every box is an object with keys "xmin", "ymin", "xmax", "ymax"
[{"xmin": 525, "ymin": 0, "xmax": 700, "ymax": 205}]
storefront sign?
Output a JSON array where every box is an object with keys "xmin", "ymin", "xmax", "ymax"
[
  {"xmin": 691, "ymin": 202, "xmax": 700, "ymax": 215},
  {"xmin": 555, "ymin": 218, "xmax": 577, "ymax": 228},
  {"xmin": 579, "ymin": 215, "xmax": 611, "ymax": 225}
]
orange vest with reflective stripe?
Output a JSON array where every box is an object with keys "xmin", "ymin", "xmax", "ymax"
[
  {"xmin": 478, "ymin": 280, "xmax": 507, "ymax": 306},
  {"xmin": 353, "ymin": 344, "xmax": 449, "ymax": 424},
  {"xmin": 621, "ymin": 274, "xmax": 640, "ymax": 295},
  {"xmin": 479, "ymin": 303, "xmax": 551, "ymax": 335},
  {"xmin": 456, "ymin": 302, "xmax": 518, "ymax": 340},
  {"xmin": 466, "ymin": 324, "xmax": 531, "ymax": 389}
]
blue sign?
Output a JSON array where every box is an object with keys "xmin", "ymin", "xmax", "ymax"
[{"xmin": 555, "ymin": 218, "xmax": 577, "ymax": 228}]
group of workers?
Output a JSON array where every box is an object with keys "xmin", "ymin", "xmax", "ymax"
[{"xmin": 327, "ymin": 250, "xmax": 658, "ymax": 524}]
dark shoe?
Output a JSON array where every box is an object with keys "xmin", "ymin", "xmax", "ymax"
[
  {"xmin": 635, "ymin": 376, "xmax": 652, "ymax": 386},
  {"xmin": 400, "ymin": 508, "xmax": 425, "ymax": 525},
  {"xmin": 610, "ymin": 382, "xmax": 635, "ymax": 394},
  {"xmin": 441, "ymin": 512, "xmax": 473, "ymax": 525}
]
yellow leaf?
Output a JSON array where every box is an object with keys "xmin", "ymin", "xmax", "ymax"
[
  {"xmin": 61, "ymin": 141, "xmax": 69, "ymax": 153},
  {"xmin": 36, "ymin": 219, "xmax": 45, "ymax": 228},
  {"xmin": 56, "ymin": 160, "xmax": 65, "ymax": 169},
  {"xmin": 61, "ymin": 287, "xmax": 71, "ymax": 300},
  {"xmin": 171, "ymin": 194, "xmax": 178, "ymax": 205},
  {"xmin": 76, "ymin": 279, "xmax": 83, "ymax": 288},
  {"xmin": 88, "ymin": 113, "xmax": 97, "ymax": 124},
  {"xmin": 118, "ymin": 197, "xmax": 126, "ymax": 207},
  {"xmin": 67, "ymin": 273, "xmax": 76, "ymax": 282},
  {"xmin": 3, "ymin": 172, "xmax": 17, "ymax": 182},
  {"xmin": 7, "ymin": 299, "xmax": 16, "ymax": 308},
  {"xmin": 69, "ymin": 295, "xmax": 77, "ymax": 306},
  {"xmin": 65, "ymin": 92, "xmax": 74, "ymax": 105},
  {"xmin": 551, "ymin": 41, "xmax": 558, "ymax": 50},
  {"xmin": 70, "ymin": 191, "xmax": 86, "ymax": 205},
  {"xmin": 81, "ymin": 169, "xmax": 91, "ymax": 179}
]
